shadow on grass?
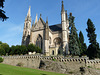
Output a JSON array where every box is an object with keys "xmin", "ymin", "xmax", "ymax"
[
  {"xmin": 41, "ymin": 73, "xmax": 47, "ymax": 75},
  {"xmin": 0, "ymin": 74, "xmax": 2, "ymax": 75}
]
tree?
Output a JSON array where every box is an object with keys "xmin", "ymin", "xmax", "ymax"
[
  {"xmin": 27, "ymin": 44, "xmax": 35, "ymax": 52},
  {"xmin": 69, "ymin": 13, "xmax": 80, "ymax": 56},
  {"xmin": 0, "ymin": 43, "xmax": 10, "ymax": 55},
  {"xmin": 79, "ymin": 31, "xmax": 87, "ymax": 56},
  {"xmin": 27, "ymin": 44, "xmax": 42, "ymax": 53},
  {"xmin": 20, "ymin": 45, "xmax": 28, "ymax": 55},
  {"xmin": 0, "ymin": 41, "xmax": 2, "ymax": 44},
  {"xmin": 0, "ymin": 0, "xmax": 8, "ymax": 21},
  {"xmin": 9, "ymin": 45, "xmax": 28, "ymax": 55},
  {"xmin": 9, "ymin": 45, "xmax": 16, "ymax": 55},
  {"xmin": 0, "ymin": 46, "xmax": 5, "ymax": 55},
  {"xmin": 86, "ymin": 19, "xmax": 100, "ymax": 59}
]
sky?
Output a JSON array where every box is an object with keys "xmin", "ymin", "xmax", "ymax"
[{"xmin": 0, "ymin": 0, "xmax": 100, "ymax": 46}]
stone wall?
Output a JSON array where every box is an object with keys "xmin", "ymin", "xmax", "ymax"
[
  {"xmin": 86, "ymin": 59, "xmax": 100, "ymax": 69},
  {"xmin": 0, "ymin": 55, "xmax": 100, "ymax": 69}
]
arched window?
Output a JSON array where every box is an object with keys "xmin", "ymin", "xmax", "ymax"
[
  {"xmin": 49, "ymin": 37, "xmax": 51, "ymax": 44},
  {"xmin": 54, "ymin": 37, "xmax": 62, "ymax": 46},
  {"xmin": 36, "ymin": 35, "xmax": 42, "ymax": 49},
  {"xmin": 52, "ymin": 50, "xmax": 54, "ymax": 55}
]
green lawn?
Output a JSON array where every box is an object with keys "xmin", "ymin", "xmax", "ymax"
[{"xmin": 0, "ymin": 63, "xmax": 66, "ymax": 75}]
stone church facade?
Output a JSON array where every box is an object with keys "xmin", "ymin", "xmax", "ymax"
[{"xmin": 22, "ymin": 1, "xmax": 69, "ymax": 56}]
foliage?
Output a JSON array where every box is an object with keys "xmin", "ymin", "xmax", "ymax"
[
  {"xmin": 52, "ymin": 58, "xmax": 56, "ymax": 61},
  {"xmin": 16, "ymin": 62, "xmax": 24, "ymax": 67},
  {"xmin": 1, "ymin": 43, "xmax": 10, "ymax": 55},
  {"xmin": 9, "ymin": 45, "xmax": 16, "ymax": 55},
  {"xmin": 0, "ymin": 0, "xmax": 8, "ymax": 21},
  {"xmin": 79, "ymin": 31, "xmax": 87, "ymax": 56},
  {"xmin": 35, "ymin": 46, "xmax": 42, "ymax": 53},
  {"xmin": 0, "ymin": 57, "xmax": 4, "ymax": 63},
  {"xmin": 0, "ymin": 42, "xmax": 42, "ymax": 56},
  {"xmin": 27, "ymin": 44, "xmax": 42, "ymax": 53},
  {"xmin": 68, "ymin": 71, "xmax": 74, "ymax": 74},
  {"xmin": 86, "ymin": 19, "xmax": 100, "ymax": 59},
  {"xmin": 0, "ymin": 43, "xmax": 10, "ymax": 56},
  {"xmin": 20, "ymin": 45, "xmax": 28, "ymax": 55},
  {"xmin": 27, "ymin": 44, "xmax": 35, "ymax": 52},
  {"xmin": 0, "ymin": 46, "xmax": 5, "ymax": 55},
  {"xmin": 0, "ymin": 63, "xmax": 66, "ymax": 75},
  {"xmin": 69, "ymin": 14, "xmax": 80, "ymax": 56},
  {"xmin": 0, "ymin": 41, "xmax": 2, "ymax": 44},
  {"xmin": 87, "ymin": 66, "xmax": 92, "ymax": 68},
  {"xmin": 9, "ymin": 45, "xmax": 28, "ymax": 55}
]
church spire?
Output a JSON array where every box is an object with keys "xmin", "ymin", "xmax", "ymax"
[
  {"xmin": 27, "ymin": 6, "xmax": 31, "ymax": 17},
  {"xmin": 35, "ymin": 14, "xmax": 38, "ymax": 24},
  {"xmin": 46, "ymin": 17, "xmax": 48, "ymax": 24},
  {"xmin": 61, "ymin": 0, "xmax": 65, "ymax": 12}
]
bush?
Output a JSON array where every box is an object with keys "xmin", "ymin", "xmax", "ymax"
[
  {"xmin": 0, "ymin": 57, "xmax": 4, "ymax": 63},
  {"xmin": 68, "ymin": 71, "xmax": 74, "ymax": 74},
  {"xmin": 16, "ymin": 62, "xmax": 24, "ymax": 67}
]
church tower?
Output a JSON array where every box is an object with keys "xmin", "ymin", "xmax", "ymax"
[
  {"xmin": 22, "ymin": 6, "xmax": 31, "ymax": 46},
  {"xmin": 61, "ymin": 1, "xmax": 69, "ymax": 55}
]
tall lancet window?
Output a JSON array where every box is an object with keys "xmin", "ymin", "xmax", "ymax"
[{"xmin": 36, "ymin": 34, "xmax": 42, "ymax": 49}]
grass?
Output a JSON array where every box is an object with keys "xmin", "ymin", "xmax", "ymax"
[{"xmin": 0, "ymin": 63, "xmax": 66, "ymax": 75}]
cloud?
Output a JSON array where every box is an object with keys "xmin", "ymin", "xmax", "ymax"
[
  {"xmin": 0, "ymin": 22, "xmax": 24, "ymax": 46},
  {"xmin": 8, "ymin": 24, "xmax": 23, "ymax": 32}
]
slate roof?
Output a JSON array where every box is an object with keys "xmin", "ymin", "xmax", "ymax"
[{"xmin": 49, "ymin": 24, "xmax": 62, "ymax": 32}]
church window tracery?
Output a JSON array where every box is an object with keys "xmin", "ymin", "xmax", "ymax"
[
  {"xmin": 36, "ymin": 34, "xmax": 42, "ymax": 49},
  {"xmin": 54, "ymin": 37, "xmax": 62, "ymax": 46}
]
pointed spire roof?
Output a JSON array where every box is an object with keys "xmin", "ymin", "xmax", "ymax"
[
  {"xmin": 61, "ymin": 0, "xmax": 65, "ymax": 12},
  {"xmin": 35, "ymin": 14, "xmax": 38, "ymax": 24},
  {"xmin": 27, "ymin": 6, "xmax": 31, "ymax": 17},
  {"xmin": 46, "ymin": 17, "xmax": 48, "ymax": 24}
]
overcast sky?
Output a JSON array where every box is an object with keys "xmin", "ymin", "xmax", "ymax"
[{"xmin": 0, "ymin": 0, "xmax": 100, "ymax": 46}]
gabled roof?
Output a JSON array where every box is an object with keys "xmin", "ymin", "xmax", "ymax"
[
  {"xmin": 49, "ymin": 24, "xmax": 62, "ymax": 32},
  {"xmin": 39, "ymin": 17, "xmax": 45, "ymax": 25}
]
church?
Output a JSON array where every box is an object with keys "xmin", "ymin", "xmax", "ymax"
[{"xmin": 22, "ymin": 1, "xmax": 69, "ymax": 56}]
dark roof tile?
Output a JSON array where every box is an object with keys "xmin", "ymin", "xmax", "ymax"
[{"xmin": 49, "ymin": 24, "xmax": 62, "ymax": 31}]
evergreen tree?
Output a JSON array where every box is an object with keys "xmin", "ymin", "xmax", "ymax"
[
  {"xmin": 0, "ymin": 0, "xmax": 8, "ymax": 21},
  {"xmin": 86, "ymin": 19, "xmax": 100, "ymax": 59},
  {"xmin": 69, "ymin": 13, "xmax": 80, "ymax": 56},
  {"xmin": 79, "ymin": 31, "xmax": 87, "ymax": 56}
]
